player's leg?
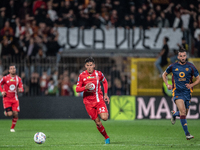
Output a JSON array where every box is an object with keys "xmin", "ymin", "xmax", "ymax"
[
  {"xmin": 3, "ymin": 101, "xmax": 13, "ymax": 117},
  {"xmin": 184, "ymin": 100, "xmax": 193, "ymax": 140},
  {"xmin": 10, "ymin": 101, "xmax": 20, "ymax": 132},
  {"xmin": 175, "ymin": 99, "xmax": 193, "ymax": 140},
  {"xmin": 4, "ymin": 107, "xmax": 13, "ymax": 117},
  {"xmin": 96, "ymin": 102, "xmax": 110, "ymax": 144},
  {"xmin": 99, "ymin": 113, "xmax": 108, "ymax": 121},
  {"xmin": 94, "ymin": 116, "xmax": 110, "ymax": 144}
]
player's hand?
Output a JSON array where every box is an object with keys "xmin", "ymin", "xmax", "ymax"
[
  {"xmin": 104, "ymin": 94, "xmax": 110, "ymax": 104},
  {"xmin": 18, "ymin": 88, "xmax": 23, "ymax": 92},
  {"xmin": 167, "ymin": 84, "xmax": 172, "ymax": 90},
  {"xmin": 2, "ymin": 91, "xmax": 6, "ymax": 97},
  {"xmin": 185, "ymin": 83, "xmax": 192, "ymax": 89},
  {"xmin": 85, "ymin": 83, "xmax": 93, "ymax": 90}
]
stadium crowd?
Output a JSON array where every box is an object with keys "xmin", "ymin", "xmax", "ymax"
[{"xmin": 0, "ymin": 0, "xmax": 200, "ymax": 96}]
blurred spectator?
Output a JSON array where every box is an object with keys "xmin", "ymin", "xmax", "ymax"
[
  {"xmin": 45, "ymin": 78, "xmax": 58, "ymax": 96},
  {"xmin": 6, "ymin": 0, "xmax": 17, "ymax": 20},
  {"xmin": 0, "ymin": 10, "xmax": 6, "ymax": 29},
  {"xmin": 129, "ymin": 14, "xmax": 135, "ymax": 28},
  {"xmin": 60, "ymin": 76, "xmax": 71, "ymax": 96},
  {"xmin": 1, "ymin": 38, "xmax": 13, "ymax": 58},
  {"xmin": 177, "ymin": 37, "xmax": 189, "ymax": 53},
  {"xmin": 113, "ymin": 78, "xmax": 125, "ymax": 95},
  {"xmin": 110, "ymin": 10, "xmax": 119, "ymax": 27},
  {"xmin": 0, "ymin": 21, "xmax": 14, "ymax": 36},
  {"xmin": 151, "ymin": 12, "xmax": 157, "ymax": 27},
  {"xmin": 26, "ymin": 38, "xmax": 39, "ymax": 58},
  {"xmin": 47, "ymin": 3, "xmax": 58, "ymax": 22},
  {"xmin": 40, "ymin": 71, "xmax": 49, "ymax": 95},
  {"xmin": 92, "ymin": 13, "xmax": 101, "ymax": 28},
  {"xmin": 18, "ymin": 1, "xmax": 32, "ymax": 22},
  {"xmin": 110, "ymin": 64, "xmax": 121, "ymax": 95},
  {"xmin": 157, "ymin": 12, "xmax": 170, "ymax": 28},
  {"xmin": 34, "ymin": 4, "xmax": 47, "ymax": 24},
  {"xmin": 121, "ymin": 15, "xmax": 131, "ymax": 29},
  {"xmin": 20, "ymin": 71, "xmax": 29, "ymax": 96},
  {"xmin": 173, "ymin": 11, "xmax": 183, "ymax": 31},
  {"xmin": 194, "ymin": 34, "xmax": 200, "ymax": 57},
  {"xmin": 33, "ymin": 0, "xmax": 47, "ymax": 15},
  {"xmin": 30, "ymin": 72, "xmax": 40, "ymax": 96},
  {"xmin": 143, "ymin": 15, "xmax": 153, "ymax": 29},
  {"xmin": 135, "ymin": 8, "xmax": 144, "ymax": 27},
  {"xmin": 155, "ymin": 37, "xmax": 169, "ymax": 76}
]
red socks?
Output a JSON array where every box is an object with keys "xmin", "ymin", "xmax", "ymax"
[
  {"xmin": 97, "ymin": 124, "xmax": 109, "ymax": 139},
  {"xmin": 11, "ymin": 118, "xmax": 18, "ymax": 129}
]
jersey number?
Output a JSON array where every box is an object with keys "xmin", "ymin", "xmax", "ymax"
[{"xmin": 99, "ymin": 107, "xmax": 105, "ymax": 112}]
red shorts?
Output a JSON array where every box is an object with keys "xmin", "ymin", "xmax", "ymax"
[
  {"xmin": 85, "ymin": 101, "xmax": 108, "ymax": 120},
  {"xmin": 3, "ymin": 99, "xmax": 20, "ymax": 112}
]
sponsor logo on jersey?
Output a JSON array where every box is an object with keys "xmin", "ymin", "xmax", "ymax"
[
  {"xmin": 87, "ymin": 76, "xmax": 95, "ymax": 79},
  {"xmin": 9, "ymin": 84, "xmax": 16, "ymax": 91},
  {"xmin": 175, "ymin": 68, "xmax": 179, "ymax": 71},
  {"xmin": 179, "ymin": 72, "xmax": 185, "ymax": 78},
  {"xmin": 185, "ymin": 68, "xmax": 189, "ymax": 71}
]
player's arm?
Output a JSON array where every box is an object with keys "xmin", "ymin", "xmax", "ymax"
[
  {"xmin": 186, "ymin": 65, "xmax": 200, "ymax": 89},
  {"xmin": 102, "ymin": 78, "xmax": 110, "ymax": 104},
  {"xmin": 18, "ymin": 78, "xmax": 24, "ymax": 92},
  {"xmin": 186, "ymin": 75, "xmax": 200, "ymax": 89},
  {"xmin": 76, "ymin": 75, "xmax": 92, "ymax": 92},
  {"xmin": 162, "ymin": 71, "xmax": 172, "ymax": 90},
  {"xmin": 100, "ymin": 72, "xmax": 110, "ymax": 104},
  {"xmin": 0, "ymin": 77, "xmax": 6, "ymax": 96}
]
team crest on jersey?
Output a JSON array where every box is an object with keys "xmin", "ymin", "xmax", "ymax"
[
  {"xmin": 185, "ymin": 68, "xmax": 189, "ymax": 71},
  {"xmin": 9, "ymin": 84, "xmax": 16, "ymax": 91},
  {"xmin": 10, "ymin": 78, "xmax": 15, "ymax": 81},
  {"xmin": 175, "ymin": 68, "xmax": 179, "ymax": 71},
  {"xmin": 87, "ymin": 76, "xmax": 95, "ymax": 79}
]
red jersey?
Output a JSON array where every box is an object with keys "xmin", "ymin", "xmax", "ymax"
[
  {"xmin": 76, "ymin": 70, "xmax": 108, "ymax": 104},
  {"xmin": 0, "ymin": 74, "xmax": 24, "ymax": 101}
]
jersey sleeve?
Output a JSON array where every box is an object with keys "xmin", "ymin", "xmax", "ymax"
[
  {"xmin": 166, "ymin": 64, "xmax": 173, "ymax": 74},
  {"xmin": 99, "ymin": 71, "xmax": 105, "ymax": 81},
  {"xmin": 191, "ymin": 65, "xmax": 199, "ymax": 77},
  {"xmin": 99, "ymin": 71, "xmax": 108, "ymax": 94},
  {"xmin": 0, "ymin": 77, "xmax": 5, "ymax": 93},
  {"xmin": 76, "ymin": 74, "xmax": 86, "ymax": 93},
  {"xmin": 18, "ymin": 77, "xmax": 24, "ymax": 92}
]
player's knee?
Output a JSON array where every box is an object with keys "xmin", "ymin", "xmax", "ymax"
[
  {"xmin": 180, "ymin": 109, "xmax": 186, "ymax": 115},
  {"xmin": 101, "ymin": 116, "xmax": 108, "ymax": 121},
  {"xmin": 7, "ymin": 112, "xmax": 13, "ymax": 117},
  {"xmin": 13, "ymin": 111, "xmax": 18, "ymax": 118}
]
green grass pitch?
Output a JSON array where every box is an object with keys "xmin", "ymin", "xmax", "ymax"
[{"xmin": 0, "ymin": 119, "xmax": 200, "ymax": 150}]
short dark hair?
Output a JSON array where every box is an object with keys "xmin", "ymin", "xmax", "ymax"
[
  {"xmin": 85, "ymin": 57, "xmax": 95, "ymax": 64},
  {"xmin": 178, "ymin": 47, "xmax": 186, "ymax": 53},
  {"xmin": 9, "ymin": 64, "xmax": 16, "ymax": 69},
  {"xmin": 164, "ymin": 37, "xmax": 169, "ymax": 42}
]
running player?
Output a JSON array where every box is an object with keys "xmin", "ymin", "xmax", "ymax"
[
  {"xmin": 0, "ymin": 64, "xmax": 24, "ymax": 132},
  {"xmin": 162, "ymin": 48, "xmax": 200, "ymax": 140},
  {"xmin": 76, "ymin": 57, "xmax": 110, "ymax": 144}
]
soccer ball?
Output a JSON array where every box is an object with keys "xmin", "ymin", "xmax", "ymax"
[
  {"xmin": 89, "ymin": 83, "xmax": 95, "ymax": 90},
  {"xmin": 34, "ymin": 132, "xmax": 46, "ymax": 144}
]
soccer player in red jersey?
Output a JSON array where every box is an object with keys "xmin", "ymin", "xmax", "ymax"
[
  {"xmin": 76, "ymin": 57, "xmax": 110, "ymax": 144},
  {"xmin": 0, "ymin": 64, "xmax": 24, "ymax": 132}
]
